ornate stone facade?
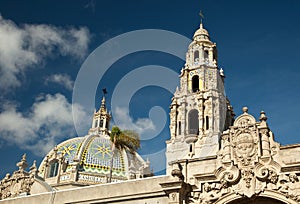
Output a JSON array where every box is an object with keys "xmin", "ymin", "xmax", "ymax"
[
  {"xmin": 186, "ymin": 107, "xmax": 300, "ymax": 203},
  {"xmin": 162, "ymin": 108, "xmax": 300, "ymax": 204},
  {"xmin": 0, "ymin": 154, "xmax": 36, "ymax": 199}
]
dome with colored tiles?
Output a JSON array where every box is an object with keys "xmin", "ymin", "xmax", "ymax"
[{"xmin": 38, "ymin": 98, "xmax": 151, "ymax": 186}]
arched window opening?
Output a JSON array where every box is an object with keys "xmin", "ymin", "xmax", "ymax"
[
  {"xmin": 204, "ymin": 50, "xmax": 209, "ymax": 59},
  {"xmin": 106, "ymin": 121, "xmax": 109, "ymax": 129},
  {"xmin": 192, "ymin": 75, "xmax": 199, "ymax": 93},
  {"xmin": 94, "ymin": 119, "xmax": 98, "ymax": 128},
  {"xmin": 178, "ymin": 121, "xmax": 181, "ymax": 135},
  {"xmin": 194, "ymin": 50, "xmax": 199, "ymax": 62},
  {"xmin": 48, "ymin": 161, "xmax": 59, "ymax": 178},
  {"xmin": 100, "ymin": 119, "xmax": 104, "ymax": 128},
  {"xmin": 188, "ymin": 109, "xmax": 199, "ymax": 134},
  {"xmin": 213, "ymin": 48, "xmax": 217, "ymax": 61},
  {"xmin": 206, "ymin": 116, "xmax": 209, "ymax": 130}
]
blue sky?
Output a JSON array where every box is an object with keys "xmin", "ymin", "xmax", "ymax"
[{"xmin": 0, "ymin": 0, "xmax": 300, "ymax": 177}]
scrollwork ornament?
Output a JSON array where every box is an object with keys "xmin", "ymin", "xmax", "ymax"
[{"xmin": 256, "ymin": 167, "xmax": 269, "ymax": 181}]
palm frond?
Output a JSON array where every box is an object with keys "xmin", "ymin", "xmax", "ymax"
[{"xmin": 110, "ymin": 126, "xmax": 140, "ymax": 154}]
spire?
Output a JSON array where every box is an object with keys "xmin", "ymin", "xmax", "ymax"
[
  {"xmin": 100, "ymin": 96, "xmax": 106, "ymax": 111},
  {"xmin": 89, "ymin": 91, "xmax": 111, "ymax": 135},
  {"xmin": 99, "ymin": 88, "xmax": 107, "ymax": 112}
]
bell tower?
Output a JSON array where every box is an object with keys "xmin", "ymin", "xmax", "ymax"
[{"xmin": 166, "ymin": 22, "xmax": 235, "ymax": 174}]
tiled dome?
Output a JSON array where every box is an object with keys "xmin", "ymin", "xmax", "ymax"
[{"xmin": 38, "ymin": 133, "xmax": 149, "ymax": 183}]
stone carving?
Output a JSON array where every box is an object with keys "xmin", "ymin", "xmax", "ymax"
[
  {"xmin": 198, "ymin": 183, "xmax": 227, "ymax": 204},
  {"xmin": 279, "ymin": 173, "xmax": 300, "ymax": 202},
  {"xmin": 189, "ymin": 108, "xmax": 300, "ymax": 203},
  {"xmin": 241, "ymin": 169, "xmax": 253, "ymax": 188},
  {"xmin": 233, "ymin": 131, "xmax": 257, "ymax": 167},
  {"xmin": 171, "ymin": 163, "xmax": 193, "ymax": 204},
  {"xmin": 171, "ymin": 163, "xmax": 184, "ymax": 181},
  {"xmin": 0, "ymin": 154, "xmax": 36, "ymax": 200}
]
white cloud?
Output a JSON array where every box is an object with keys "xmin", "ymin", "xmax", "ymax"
[
  {"xmin": 45, "ymin": 74, "xmax": 74, "ymax": 90},
  {"xmin": 0, "ymin": 93, "xmax": 89, "ymax": 155},
  {"xmin": 0, "ymin": 14, "xmax": 91, "ymax": 90},
  {"xmin": 114, "ymin": 107, "xmax": 156, "ymax": 134}
]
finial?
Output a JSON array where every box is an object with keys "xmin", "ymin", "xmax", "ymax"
[
  {"xmin": 30, "ymin": 160, "xmax": 38, "ymax": 175},
  {"xmin": 242, "ymin": 107, "xmax": 248, "ymax": 113},
  {"xmin": 101, "ymin": 96, "xmax": 106, "ymax": 109},
  {"xmin": 199, "ymin": 10, "xmax": 205, "ymax": 27},
  {"xmin": 53, "ymin": 145, "xmax": 58, "ymax": 157},
  {"xmin": 102, "ymin": 88, "xmax": 107, "ymax": 96},
  {"xmin": 220, "ymin": 68, "xmax": 224, "ymax": 77},
  {"xmin": 32, "ymin": 160, "xmax": 37, "ymax": 169},
  {"xmin": 22, "ymin": 153, "xmax": 26, "ymax": 161},
  {"xmin": 259, "ymin": 111, "xmax": 268, "ymax": 122},
  {"xmin": 17, "ymin": 153, "xmax": 28, "ymax": 171},
  {"xmin": 101, "ymin": 88, "xmax": 107, "ymax": 110},
  {"xmin": 4, "ymin": 173, "xmax": 10, "ymax": 180}
]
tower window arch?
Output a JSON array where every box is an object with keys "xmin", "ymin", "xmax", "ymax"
[
  {"xmin": 188, "ymin": 109, "xmax": 199, "ymax": 134},
  {"xmin": 194, "ymin": 50, "xmax": 199, "ymax": 62},
  {"xmin": 48, "ymin": 160, "xmax": 59, "ymax": 178},
  {"xmin": 192, "ymin": 75, "xmax": 199, "ymax": 93},
  {"xmin": 100, "ymin": 119, "xmax": 104, "ymax": 128},
  {"xmin": 94, "ymin": 119, "xmax": 98, "ymax": 128},
  {"xmin": 213, "ymin": 48, "xmax": 217, "ymax": 61},
  {"xmin": 204, "ymin": 50, "xmax": 209, "ymax": 59}
]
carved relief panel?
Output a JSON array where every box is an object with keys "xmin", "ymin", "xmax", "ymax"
[{"xmin": 190, "ymin": 108, "xmax": 300, "ymax": 203}]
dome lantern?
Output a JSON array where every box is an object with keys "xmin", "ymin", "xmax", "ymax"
[
  {"xmin": 193, "ymin": 22, "xmax": 210, "ymax": 42},
  {"xmin": 89, "ymin": 96, "xmax": 111, "ymax": 135}
]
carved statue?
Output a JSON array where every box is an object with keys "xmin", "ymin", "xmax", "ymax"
[{"xmin": 279, "ymin": 173, "xmax": 300, "ymax": 202}]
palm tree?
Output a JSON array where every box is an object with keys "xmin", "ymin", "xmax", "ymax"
[{"xmin": 108, "ymin": 126, "xmax": 140, "ymax": 183}]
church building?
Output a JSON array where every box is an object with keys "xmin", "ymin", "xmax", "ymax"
[{"xmin": 1, "ymin": 18, "xmax": 300, "ymax": 204}]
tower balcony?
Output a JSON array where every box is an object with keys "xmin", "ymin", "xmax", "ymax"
[{"xmin": 185, "ymin": 132, "xmax": 198, "ymax": 144}]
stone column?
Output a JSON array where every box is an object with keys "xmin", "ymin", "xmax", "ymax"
[
  {"xmin": 209, "ymin": 47, "xmax": 214, "ymax": 62},
  {"xmin": 199, "ymin": 45, "xmax": 204, "ymax": 63},
  {"xmin": 260, "ymin": 129, "xmax": 270, "ymax": 157},
  {"xmin": 222, "ymin": 133, "xmax": 231, "ymax": 162},
  {"xmin": 259, "ymin": 111, "xmax": 270, "ymax": 157}
]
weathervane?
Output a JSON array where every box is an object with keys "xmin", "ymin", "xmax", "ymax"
[
  {"xmin": 102, "ymin": 88, "xmax": 107, "ymax": 96},
  {"xmin": 199, "ymin": 10, "xmax": 205, "ymax": 24}
]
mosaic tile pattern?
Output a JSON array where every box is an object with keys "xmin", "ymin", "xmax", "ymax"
[
  {"xmin": 39, "ymin": 135, "xmax": 127, "ymax": 179},
  {"xmin": 81, "ymin": 137, "xmax": 126, "ymax": 177},
  {"xmin": 38, "ymin": 137, "xmax": 84, "ymax": 176},
  {"xmin": 57, "ymin": 138, "xmax": 83, "ymax": 163}
]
